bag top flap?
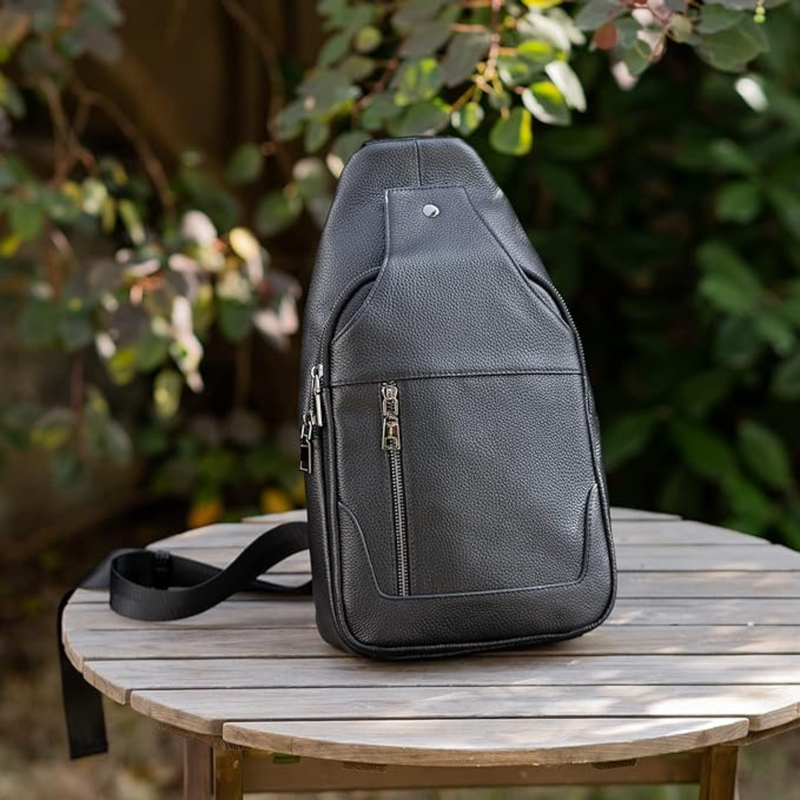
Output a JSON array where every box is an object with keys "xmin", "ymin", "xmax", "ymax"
[{"xmin": 299, "ymin": 136, "xmax": 553, "ymax": 405}]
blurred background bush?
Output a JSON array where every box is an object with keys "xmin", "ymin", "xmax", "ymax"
[{"xmin": 1, "ymin": 0, "xmax": 799, "ymax": 797}]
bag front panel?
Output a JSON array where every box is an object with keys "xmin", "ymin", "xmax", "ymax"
[{"xmin": 303, "ymin": 139, "xmax": 615, "ymax": 657}]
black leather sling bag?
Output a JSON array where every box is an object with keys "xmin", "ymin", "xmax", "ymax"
[{"xmin": 60, "ymin": 136, "xmax": 616, "ymax": 757}]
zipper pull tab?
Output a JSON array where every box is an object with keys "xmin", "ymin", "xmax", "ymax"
[
  {"xmin": 299, "ymin": 412, "xmax": 314, "ymax": 473},
  {"xmin": 311, "ymin": 364, "xmax": 324, "ymax": 428},
  {"xmin": 381, "ymin": 382, "xmax": 401, "ymax": 451}
]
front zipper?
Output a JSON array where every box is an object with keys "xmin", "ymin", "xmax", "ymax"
[
  {"xmin": 299, "ymin": 364, "xmax": 324, "ymax": 473},
  {"xmin": 381, "ymin": 382, "xmax": 410, "ymax": 596}
]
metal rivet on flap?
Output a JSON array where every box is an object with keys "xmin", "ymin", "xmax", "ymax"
[{"xmin": 422, "ymin": 204, "xmax": 440, "ymax": 218}]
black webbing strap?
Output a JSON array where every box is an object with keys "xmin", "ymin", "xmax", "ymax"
[{"xmin": 59, "ymin": 521, "xmax": 310, "ymax": 758}]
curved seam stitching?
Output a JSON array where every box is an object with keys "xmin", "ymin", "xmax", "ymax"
[
  {"xmin": 330, "ymin": 191, "xmax": 393, "ymax": 347},
  {"xmin": 461, "ymin": 188, "xmax": 574, "ymax": 336},
  {"xmin": 330, "ymin": 369, "xmax": 583, "ymax": 387},
  {"xmin": 336, "ymin": 491, "xmax": 596, "ymax": 601}
]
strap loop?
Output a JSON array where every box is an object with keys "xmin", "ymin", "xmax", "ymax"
[{"xmin": 59, "ymin": 521, "xmax": 310, "ymax": 758}]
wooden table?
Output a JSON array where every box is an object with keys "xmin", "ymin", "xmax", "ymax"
[{"xmin": 62, "ymin": 508, "xmax": 800, "ymax": 799}]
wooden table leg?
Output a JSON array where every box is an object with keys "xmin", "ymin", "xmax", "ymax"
[
  {"xmin": 214, "ymin": 747, "xmax": 244, "ymax": 800},
  {"xmin": 183, "ymin": 740, "xmax": 243, "ymax": 800},
  {"xmin": 699, "ymin": 746, "xmax": 740, "ymax": 800},
  {"xmin": 184, "ymin": 739, "xmax": 212, "ymax": 800}
]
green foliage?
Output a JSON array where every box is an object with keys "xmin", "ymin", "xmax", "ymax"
[
  {"xmin": 272, "ymin": 0, "xmax": 779, "ymax": 161},
  {"xmin": 1, "ymin": 0, "xmax": 798, "ymax": 540}
]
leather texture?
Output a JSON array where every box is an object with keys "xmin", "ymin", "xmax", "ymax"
[{"xmin": 301, "ymin": 136, "xmax": 616, "ymax": 658}]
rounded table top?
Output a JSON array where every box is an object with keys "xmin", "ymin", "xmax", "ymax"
[{"xmin": 62, "ymin": 508, "xmax": 800, "ymax": 766}]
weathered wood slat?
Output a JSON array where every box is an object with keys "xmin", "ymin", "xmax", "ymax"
[
  {"xmin": 62, "ymin": 625, "xmax": 800, "ymax": 669},
  {"xmin": 81, "ymin": 654, "xmax": 800, "ymax": 704},
  {"xmin": 221, "ymin": 717, "xmax": 747, "ymax": 766},
  {"xmin": 61, "ymin": 509, "xmax": 800, "ymax": 768},
  {"xmin": 62, "ymin": 600, "xmax": 316, "ymax": 631},
  {"xmin": 619, "ymin": 572, "xmax": 800, "ymax": 598},
  {"xmin": 607, "ymin": 508, "xmax": 681, "ymax": 522},
  {"xmin": 131, "ymin": 684, "xmax": 800, "ymax": 734},
  {"xmin": 616, "ymin": 546, "xmax": 798, "ymax": 571},
  {"xmin": 240, "ymin": 752, "xmax": 704, "ymax": 791},
  {"xmin": 62, "ymin": 595, "xmax": 800, "ymax": 632},
  {"xmin": 612, "ymin": 522, "xmax": 766, "ymax": 547}
]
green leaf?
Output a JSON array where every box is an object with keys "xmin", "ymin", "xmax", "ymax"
[
  {"xmin": 714, "ymin": 316, "xmax": 763, "ymax": 368},
  {"xmin": 451, "ymin": 101, "xmax": 484, "ymax": 136},
  {"xmin": 107, "ymin": 347, "xmax": 138, "ymax": 385},
  {"xmin": 538, "ymin": 161, "xmax": 594, "ymax": 218},
  {"xmin": 81, "ymin": 177, "xmax": 108, "ymax": 215},
  {"xmin": 254, "ymin": 189, "xmax": 303, "ymax": 237},
  {"xmin": 601, "ymin": 412, "xmax": 657, "ymax": 471},
  {"xmin": 696, "ymin": 22, "xmax": 769, "ymax": 72},
  {"xmin": 153, "ymin": 369, "xmax": 182, "ymax": 420},
  {"xmin": 58, "ymin": 311, "xmax": 94, "ymax": 353},
  {"xmin": 388, "ymin": 99, "xmax": 450, "ymax": 137},
  {"xmin": 667, "ymin": 14, "xmax": 693, "ymax": 42},
  {"xmin": 401, "ymin": 19, "xmax": 452, "ymax": 58},
  {"xmin": 19, "ymin": 299, "xmax": 59, "ymax": 348},
  {"xmin": 225, "ymin": 143, "xmax": 264, "ymax": 185},
  {"xmin": 118, "ymin": 199, "xmax": 145, "ymax": 246},
  {"xmin": 766, "ymin": 185, "xmax": 800, "ymax": 241},
  {"xmin": 772, "ymin": 352, "xmax": 800, "ymax": 400},
  {"xmin": 441, "ymin": 31, "xmax": 490, "ymax": 87},
  {"xmin": 574, "ymin": 0, "xmax": 621, "ymax": 30},
  {"xmin": 623, "ymin": 40, "xmax": 653, "ymax": 77},
  {"xmin": 518, "ymin": 12, "xmax": 573, "ymax": 53},
  {"xmin": 738, "ymin": 420, "xmax": 793, "ymax": 491},
  {"xmin": 538, "ymin": 125, "xmax": 608, "ymax": 160},
  {"xmin": 522, "ymin": 81, "xmax": 571, "ymax": 126},
  {"xmin": 517, "ymin": 40, "xmax": 556, "ymax": 64},
  {"xmin": 497, "ymin": 57, "xmax": 537, "ymax": 88},
  {"xmin": 715, "ymin": 180, "xmax": 762, "ymax": 223},
  {"xmin": 0, "ymin": 72, "xmax": 25, "ymax": 117},
  {"xmin": 721, "ymin": 471, "xmax": 776, "ymax": 533},
  {"xmin": 674, "ymin": 370, "xmax": 732, "ymax": 418},
  {"xmin": 50, "ymin": 448, "xmax": 81, "ymax": 488},
  {"xmin": 708, "ymin": 139, "xmax": 758, "ymax": 174},
  {"xmin": 10, "ymin": 201, "xmax": 44, "ymax": 241},
  {"xmin": 30, "ymin": 407, "xmax": 73, "ymax": 450},
  {"xmin": 392, "ymin": 57, "xmax": 443, "ymax": 106},
  {"xmin": 523, "ymin": 0, "xmax": 564, "ymax": 7},
  {"xmin": 135, "ymin": 333, "xmax": 170, "ymax": 371},
  {"xmin": 273, "ymin": 100, "xmax": 305, "ymax": 141},
  {"xmin": 298, "ymin": 69, "xmax": 360, "ymax": 117},
  {"xmin": 318, "ymin": 30, "xmax": 351, "ymax": 67},
  {"xmin": 696, "ymin": 5, "xmax": 742, "ymax": 34},
  {"xmin": 670, "ymin": 419, "xmax": 737, "ymax": 483},
  {"xmin": 392, "ymin": 0, "xmax": 448, "ymax": 27},
  {"xmin": 102, "ymin": 419, "xmax": 133, "ymax": 467},
  {"xmin": 752, "ymin": 306, "xmax": 795, "ymax": 356},
  {"xmin": 354, "ymin": 25, "xmax": 381, "ymax": 53},
  {"xmin": 696, "ymin": 240, "xmax": 761, "ymax": 314},
  {"xmin": 489, "ymin": 108, "xmax": 534, "ymax": 156},
  {"xmin": 219, "ymin": 299, "xmax": 253, "ymax": 342},
  {"xmin": 360, "ymin": 93, "xmax": 403, "ymax": 131},
  {"xmin": 339, "ymin": 54, "xmax": 375, "ymax": 81},
  {"xmin": 303, "ymin": 118, "xmax": 330, "ymax": 152}
]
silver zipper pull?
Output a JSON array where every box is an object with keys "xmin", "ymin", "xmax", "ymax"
[
  {"xmin": 311, "ymin": 364, "xmax": 324, "ymax": 428},
  {"xmin": 299, "ymin": 411, "xmax": 314, "ymax": 473},
  {"xmin": 381, "ymin": 382, "xmax": 401, "ymax": 451}
]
